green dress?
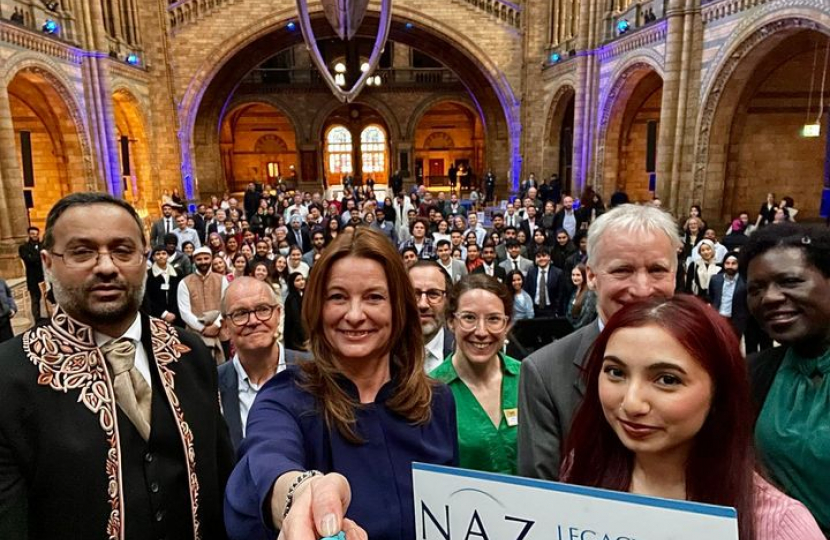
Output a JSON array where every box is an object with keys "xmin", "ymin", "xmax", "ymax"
[
  {"xmin": 755, "ymin": 347, "xmax": 830, "ymax": 535},
  {"xmin": 430, "ymin": 353, "xmax": 520, "ymax": 475}
]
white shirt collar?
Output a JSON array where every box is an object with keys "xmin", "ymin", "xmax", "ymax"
[
  {"xmin": 232, "ymin": 345, "xmax": 286, "ymax": 390},
  {"xmin": 424, "ymin": 327, "xmax": 445, "ymax": 372}
]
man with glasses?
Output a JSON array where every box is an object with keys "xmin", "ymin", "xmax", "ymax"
[
  {"xmin": 408, "ymin": 261, "xmax": 455, "ymax": 372},
  {"xmin": 218, "ymin": 277, "xmax": 310, "ymax": 453},
  {"xmin": 0, "ymin": 192, "xmax": 233, "ymax": 539},
  {"xmin": 178, "ymin": 246, "xmax": 229, "ymax": 363}
]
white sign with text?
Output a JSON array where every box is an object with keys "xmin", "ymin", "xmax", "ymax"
[{"xmin": 413, "ymin": 463, "xmax": 738, "ymax": 540}]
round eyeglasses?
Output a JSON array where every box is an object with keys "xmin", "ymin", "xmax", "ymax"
[
  {"xmin": 453, "ymin": 312, "xmax": 509, "ymax": 332},
  {"xmin": 227, "ymin": 304, "xmax": 279, "ymax": 326}
]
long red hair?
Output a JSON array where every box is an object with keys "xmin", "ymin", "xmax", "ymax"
[{"xmin": 562, "ymin": 295, "xmax": 755, "ymax": 540}]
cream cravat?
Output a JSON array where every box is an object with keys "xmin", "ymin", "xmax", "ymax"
[{"xmin": 101, "ymin": 338, "xmax": 152, "ymax": 440}]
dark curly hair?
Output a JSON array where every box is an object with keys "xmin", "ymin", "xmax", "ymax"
[{"xmin": 740, "ymin": 223, "xmax": 830, "ymax": 278}]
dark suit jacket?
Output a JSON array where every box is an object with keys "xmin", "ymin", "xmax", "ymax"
[
  {"xmin": 552, "ymin": 209, "xmax": 585, "ymax": 235},
  {"xmin": 143, "ymin": 271, "xmax": 183, "ymax": 323},
  {"xmin": 523, "ymin": 265, "xmax": 565, "ymax": 315},
  {"xmin": 286, "ymin": 228, "xmax": 311, "ymax": 252},
  {"xmin": 517, "ymin": 320, "xmax": 601, "ymax": 480},
  {"xmin": 218, "ymin": 348, "xmax": 311, "ymax": 453},
  {"xmin": 519, "ymin": 218, "xmax": 540, "ymax": 243},
  {"xmin": 0, "ymin": 308, "xmax": 234, "ymax": 539},
  {"xmin": 150, "ymin": 217, "xmax": 176, "ymax": 247},
  {"xmin": 472, "ymin": 263, "xmax": 507, "ymax": 282},
  {"xmin": 708, "ymin": 273, "xmax": 749, "ymax": 336}
]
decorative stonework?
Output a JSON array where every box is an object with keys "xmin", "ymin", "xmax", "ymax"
[
  {"xmin": 168, "ymin": 0, "xmax": 240, "ymax": 32},
  {"xmin": 702, "ymin": 0, "xmax": 830, "ymax": 25},
  {"xmin": 0, "ymin": 21, "xmax": 84, "ymax": 65},
  {"xmin": 597, "ymin": 20, "xmax": 668, "ymax": 62},
  {"xmin": 424, "ymin": 131, "xmax": 455, "ymax": 149},
  {"xmin": 255, "ymin": 134, "xmax": 289, "ymax": 153},
  {"xmin": 450, "ymin": 0, "xmax": 523, "ymax": 29},
  {"xmin": 693, "ymin": 17, "xmax": 830, "ymax": 201}
]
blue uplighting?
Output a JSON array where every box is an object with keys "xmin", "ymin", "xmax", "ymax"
[
  {"xmin": 126, "ymin": 53, "xmax": 140, "ymax": 66},
  {"xmin": 405, "ymin": 22, "xmax": 414, "ymax": 29},
  {"xmin": 286, "ymin": 21, "xmax": 297, "ymax": 31},
  {"xmin": 42, "ymin": 19, "xmax": 59, "ymax": 34},
  {"xmin": 550, "ymin": 53, "xmax": 561, "ymax": 63},
  {"xmin": 617, "ymin": 19, "xmax": 631, "ymax": 34}
]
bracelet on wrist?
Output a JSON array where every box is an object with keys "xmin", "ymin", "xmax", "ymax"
[{"xmin": 283, "ymin": 470, "xmax": 323, "ymax": 518}]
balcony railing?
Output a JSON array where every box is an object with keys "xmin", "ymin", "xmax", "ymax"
[{"xmin": 236, "ymin": 67, "xmax": 462, "ymax": 93}]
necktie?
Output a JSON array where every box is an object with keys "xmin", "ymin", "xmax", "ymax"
[
  {"xmin": 296, "ymin": 231, "xmax": 302, "ymax": 248},
  {"xmin": 539, "ymin": 269, "xmax": 547, "ymax": 308},
  {"xmin": 100, "ymin": 338, "xmax": 152, "ymax": 440},
  {"xmin": 513, "ymin": 260, "xmax": 519, "ymax": 271},
  {"xmin": 165, "ymin": 218, "xmax": 171, "ymax": 233}
]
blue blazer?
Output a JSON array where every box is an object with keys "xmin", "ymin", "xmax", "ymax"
[
  {"xmin": 708, "ymin": 273, "xmax": 749, "ymax": 336},
  {"xmin": 523, "ymin": 265, "xmax": 565, "ymax": 316},
  {"xmin": 218, "ymin": 348, "xmax": 311, "ymax": 455}
]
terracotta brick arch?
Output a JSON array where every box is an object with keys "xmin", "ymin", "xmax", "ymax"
[
  {"xmin": 594, "ymin": 62, "xmax": 664, "ymax": 201},
  {"xmin": 541, "ymin": 83, "xmax": 576, "ymax": 189},
  {"xmin": 181, "ymin": 11, "xmax": 519, "ymax": 199},
  {"xmin": 694, "ymin": 14, "xmax": 830, "ymax": 220}
]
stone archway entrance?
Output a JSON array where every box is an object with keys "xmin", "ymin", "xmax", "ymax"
[
  {"xmin": 412, "ymin": 101, "xmax": 483, "ymax": 190},
  {"xmin": 9, "ymin": 68, "xmax": 87, "ymax": 229},
  {"xmin": 698, "ymin": 20, "xmax": 830, "ymax": 220},
  {"xmin": 598, "ymin": 67, "xmax": 663, "ymax": 203},
  {"xmin": 543, "ymin": 86, "xmax": 575, "ymax": 195},
  {"xmin": 113, "ymin": 89, "xmax": 152, "ymax": 216}
]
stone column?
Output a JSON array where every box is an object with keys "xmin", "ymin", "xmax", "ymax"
[
  {"xmin": 570, "ymin": 0, "xmax": 598, "ymax": 192},
  {"xmin": 0, "ymin": 85, "xmax": 29, "ymax": 277},
  {"xmin": 78, "ymin": 0, "xmax": 123, "ymax": 196}
]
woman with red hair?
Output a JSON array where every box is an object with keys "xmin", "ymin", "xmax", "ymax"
[{"xmin": 562, "ymin": 295, "xmax": 822, "ymax": 540}]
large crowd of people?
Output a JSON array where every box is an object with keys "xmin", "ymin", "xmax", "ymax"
[{"xmin": 0, "ymin": 182, "xmax": 827, "ymax": 540}]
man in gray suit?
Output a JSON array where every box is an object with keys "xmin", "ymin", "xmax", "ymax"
[
  {"xmin": 150, "ymin": 202, "xmax": 177, "ymax": 247},
  {"xmin": 218, "ymin": 277, "xmax": 310, "ymax": 453},
  {"xmin": 499, "ymin": 239, "xmax": 533, "ymax": 276},
  {"xmin": 518, "ymin": 204, "xmax": 681, "ymax": 480}
]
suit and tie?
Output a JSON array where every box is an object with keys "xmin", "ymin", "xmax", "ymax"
[
  {"xmin": 517, "ymin": 320, "xmax": 602, "ymax": 480},
  {"xmin": 472, "ymin": 263, "xmax": 507, "ymax": 282},
  {"xmin": 217, "ymin": 348, "xmax": 311, "ymax": 453},
  {"xmin": 499, "ymin": 256, "xmax": 533, "ymax": 276},
  {"xmin": 523, "ymin": 264, "xmax": 565, "ymax": 317},
  {"xmin": 287, "ymin": 227, "xmax": 311, "ymax": 252},
  {"xmin": 708, "ymin": 273, "xmax": 749, "ymax": 337},
  {"xmin": 150, "ymin": 216, "xmax": 176, "ymax": 246}
]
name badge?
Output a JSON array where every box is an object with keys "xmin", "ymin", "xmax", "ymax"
[
  {"xmin": 504, "ymin": 408, "xmax": 518, "ymax": 427},
  {"xmin": 160, "ymin": 283, "xmax": 170, "ymax": 291}
]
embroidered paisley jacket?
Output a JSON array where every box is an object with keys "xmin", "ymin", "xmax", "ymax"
[{"xmin": 0, "ymin": 307, "xmax": 234, "ymax": 540}]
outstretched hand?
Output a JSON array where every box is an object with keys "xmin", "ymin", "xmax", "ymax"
[{"xmin": 278, "ymin": 473, "xmax": 367, "ymax": 540}]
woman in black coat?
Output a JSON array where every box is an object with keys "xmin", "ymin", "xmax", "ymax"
[
  {"xmin": 282, "ymin": 272, "xmax": 307, "ymax": 351},
  {"xmin": 143, "ymin": 246, "xmax": 182, "ymax": 326}
]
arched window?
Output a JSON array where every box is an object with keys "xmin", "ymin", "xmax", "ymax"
[
  {"xmin": 360, "ymin": 125, "xmax": 386, "ymax": 174},
  {"xmin": 326, "ymin": 126, "xmax": 353, "ymax": 175}
]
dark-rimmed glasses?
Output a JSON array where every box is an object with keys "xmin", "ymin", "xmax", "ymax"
[{"xmin": 227, "ymin": 304, "xmax": 279, "ymax": 326}]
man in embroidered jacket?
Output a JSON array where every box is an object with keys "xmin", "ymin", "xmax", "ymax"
[{"xmin": 0, "ymin": 193, "xmax": 234, "ymax": 540}]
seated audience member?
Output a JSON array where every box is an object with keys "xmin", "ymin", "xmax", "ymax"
[
  {"xmin": 219, "ymin": 277, "xmax": 310, "ymax": 453},
  {"xmin": 507, "ymin": 270, "xmax": 534, "ymax": 321},
  {"xmin": 708, "ymin": 252, "xmax": 748, "ymax": 340},
  {"xmin": 143, "ymin": 245, "xmax": 182, "ymax": 325},
  {"xmin": 685, "ymin": 239, "xmax": 721, "ymax": 299},
  {"xmin": 743, "ymin": 223, "xmax": 830, "ymax": 535},
  {"xmin": 282, "ymin": 272, "xmax": 308, "ymax": 352},
  {"xmin": 523, "ymin": 247, "xmax": 564, "ymax": 318},
  {"xmin": 224, "ymin": 227, "xmax": 458, "ymax": 540},
  {"xmin": 408, "ymin": 261, "xmax": 455, "ymax": 372},
  {"xmin": 566, "ymin": 264, "xmax": 596, "ymax": 330},
  {"xmin": 431, "ymin": 275, "xmax": 520, "ymax": 474},
  {"xmin": 562, "ymin": 295, "xmax": 824, "ymax": 540}
]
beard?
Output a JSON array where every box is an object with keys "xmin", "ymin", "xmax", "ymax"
[{"xmin": 47, "ymin": 269, "xmax": 145, "ymax": 328}]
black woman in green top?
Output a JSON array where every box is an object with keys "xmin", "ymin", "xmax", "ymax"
[
  {"xmin": 430, "ymin": 274, "xmax": 520, "ymax": 475},
  {"xmin": 743, "ymin": 223, "xmax": 830, "ymax": 535}
]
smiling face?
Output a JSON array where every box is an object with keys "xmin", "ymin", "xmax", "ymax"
[
  {"xmin": 323, "ymin": 256, "xmax": 392, "ymax": 366},
  {"xmin": 747, "ymin": 247, "xmax": 830, "ymax": 349},
  {"xmin": 450, "ymin": 289, "xmax": 509, "ymax": 366},
  {"xmin": 588, "ymin": 230, "xmax": 676, "ymax": 321},
  {"xmin": 599, "ymin": 325, "xmax": 713, "ymax": 463},
  {"xmin": 409, "ymin": 265, "xmax": 447, "ymax": 341},
  {"xmin": 224, "ymin": 278, "xmax": 281, "ymax": 352}
]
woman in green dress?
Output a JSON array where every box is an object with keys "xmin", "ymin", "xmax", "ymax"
[
  {"xmin": 431, "ymin": 274, "xmax": 520, "ymax": 474},
  {"xmin": 743, "ymin": 223, "xmax": 830, "ymax": 536}
]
